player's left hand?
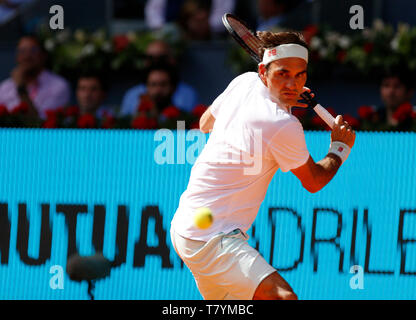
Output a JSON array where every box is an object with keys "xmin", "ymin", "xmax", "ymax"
[{"xmin": 293, "ymin": 87, "xmax": 316, "ymax": 108}]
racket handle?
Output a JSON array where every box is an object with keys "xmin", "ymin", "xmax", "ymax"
[{"xmin": 313, "ymin": 104, "xmax": 335, "ymax": 129}]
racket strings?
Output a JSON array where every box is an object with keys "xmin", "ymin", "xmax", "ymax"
[{"xmin": 228, "ymin": 19, "xmax": 262, "ymax": 53}]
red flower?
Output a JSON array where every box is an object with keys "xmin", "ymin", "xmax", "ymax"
[
  {"xmin": 162, "ymin": 105, "xmax": 180, "ymax": 119},
  {"xmin": 11, "ymin": 101, "xmax": 29, "ymax": 114},
  {"xmin": 191, "ymin": 104, "xmax": 208, "ymax": 118},
  {"xmin": 45, "ymin": 107, "xmax": 65, "ymax": 119},
  {"xmin": 336, "ymin": 50, "xmax": 347, "ymax": 63},
  {"xmin": 343, "ymin": 114, "xmax": 360, "ymax": 129},
  {"xmin": 65, "ymin": 105, "xmax": 80, "ymax": 117},
  {"xmin": 310, "ymin": 51, "xmax": 320, "ymax": 62},
  {"xmin": 42, "ymin": 117, "xmax": 58, "ymax": 128},
  {"xmin": 77, "ymin": 113, "xmax": 96, "ymax": 128},
  {"xmin": 311, "ymin": 107, "xmax": 336, "ymax": 131},
  {"xmin": 147, "ymin": 118, "xmax": 158, "ymax": 129},
  {"xmin": 137, "ymin": 96, "xmax": 154, "ymax": 112},
  {"xmin": 392, "ymin": 102, "xmax": 414, "ymax": 123},
  {"xmin": 132, "ymin": 115, "xmax": 158, "ymax": 129},
  {"xmin": 190, "ymin": 121, "xmax": 200, "ymax": 129},
  {"xmin": 358, "ymin": 105, "xmax": 375, "ymax": 120},
  {"xmin": 363, "ymin": 42, "xmax": 374, "ymax": 54},
  {"xmin": 132, "ymin": 115, "xmax": 147, "ymax": 129},
  {"xmin": 101, "ymin": 115, "xmax": 116, "ymax": 129},
  {"xmin": 326, "ymin": 107, "xmax": 337, "ymax": 117},
  {"xmin": 113, "ymin": 35, "xmax": 130, "ymax": 53},
  {"xmin": 291, "ymin": 108, "xmax": 308, "ymax": 119},
  {"xmin": 0, "ymin": 104, "xmax": 8, "ymax": 117},
  {"xmin": 311, "ymin": 115, "xmax": 331, "ymax": 130},
  {"xmin": 303, "ymin": 24, "xmax": 319, "ymax": 44}
]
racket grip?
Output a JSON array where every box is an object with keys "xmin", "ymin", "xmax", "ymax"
[{"xmin": 313, "ymin": 104, "xmax": 335, "ymax": 129}]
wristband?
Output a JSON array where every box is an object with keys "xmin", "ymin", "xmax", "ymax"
[{"xmin": 329, "ymin": 141, "xmax": 351, "ymax": 164}]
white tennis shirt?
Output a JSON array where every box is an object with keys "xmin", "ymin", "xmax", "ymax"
[{"xmin": 171, "ymin": 72, "xmax": 310, "ymax": 241}]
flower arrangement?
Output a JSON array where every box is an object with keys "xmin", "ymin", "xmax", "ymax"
[
  {"xmin": 228, "ymin": 19, "xmax": 416, "ymax": 81},
  {"xmin": 292, "ymin": 102, "xmax": 416, "ymax": 132},
  {"xmin": 36, "ymin": 25, "xmax": 185, "ymax": 81},
  {"xmin": 0, "ymin": 100, "xmax": 207, "ymax": 130}
]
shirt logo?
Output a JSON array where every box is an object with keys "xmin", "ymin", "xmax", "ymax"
[{"xmin": 338, "ymin": 147, "xmax": 344, "ymax": 152}]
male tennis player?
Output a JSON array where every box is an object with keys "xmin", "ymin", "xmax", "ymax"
[{"xmin": 170, "ymin": 31, "xmax": 355, "ymax": 300}]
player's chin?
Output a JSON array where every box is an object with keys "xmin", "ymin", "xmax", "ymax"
[{"xmin": 280, "ymin": 95, "xmax": 299, "ymax": 106}]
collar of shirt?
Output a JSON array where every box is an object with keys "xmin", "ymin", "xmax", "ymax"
[{"xmin": 26, "ymin": 69, "xmax": 48, "ymax": 99}]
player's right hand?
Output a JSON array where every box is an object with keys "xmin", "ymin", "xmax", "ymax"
[{"xmin": 331, "ymin": 115, "xmax": 356, "ymax": 148}]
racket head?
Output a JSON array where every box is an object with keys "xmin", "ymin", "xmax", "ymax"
[{"xmin": 222, "ymin": 13, "xmax": 263, "ymax": 64}]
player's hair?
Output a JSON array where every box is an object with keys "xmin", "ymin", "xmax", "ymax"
[{"xmin": 256, "ymin": 31, "xmax": 308, "ymax": 69}]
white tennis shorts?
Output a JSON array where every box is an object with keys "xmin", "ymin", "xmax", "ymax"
[{"xmin": 170, "ymin": 226, "xmax": 276, "ymax": 300}]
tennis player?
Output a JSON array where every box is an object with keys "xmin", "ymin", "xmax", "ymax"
[{"xmin": 170, "ymin": 31, "xmax": 355, "ymax": 300}]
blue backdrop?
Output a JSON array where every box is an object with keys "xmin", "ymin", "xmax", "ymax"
[{"xmin": 0, "ymin": 128, "xmax": 415, "ymax": 299}]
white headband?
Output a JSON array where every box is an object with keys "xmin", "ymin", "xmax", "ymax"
[{"xmin": 259, "ymin": 44, "xmax": 308, "ymax": 66}]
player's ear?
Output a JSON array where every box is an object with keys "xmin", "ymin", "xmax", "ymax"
[{"xmin": 258, "ymin": 64, "xmax": 267, "ymax": 86}]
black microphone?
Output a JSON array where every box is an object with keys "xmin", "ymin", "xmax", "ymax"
[{"xmin": 66, "ymin": 253, "xmax": 112, "ymax": 282}]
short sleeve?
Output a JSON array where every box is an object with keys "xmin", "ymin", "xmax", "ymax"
[
  {"xmin": 267, "ymin": 120, "xmax": 310, "ymax": 172},
  {"xmin": 210, "ymin": 72, "xmax": 258, "ymax": 118}
]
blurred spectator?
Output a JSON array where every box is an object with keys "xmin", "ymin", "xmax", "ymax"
[
  {"xmin": 128, "ymin": 63, "xmax": 205, "ymax": 130},
  {"xmin": 113, "ymin": 0, "xmax": 145, "ymax": 20},
  {"xmin": 129, "ymin": 63, "xmax": 177, "ymax": 128},
  {"xmin": 178, "ymin": 0, "xmax": 211, "ymax": 41},
  {"xmin": 144, "ymin": 64, "xmax": 176, "ymax": 112},
  {"xmin": 209, "ymin": 0, "xmax": 236, "ymax": 35},
  {"xmin": 146, "ymin": 0, "xmax": 235, "ymax": 37},
  {"xmin": 358, "ymin": 66, "xmax": 416, "ymax": 131},
  {"xmin": 256, "ymin": 0, "xmax": 290, "ymax": 30},
  {"xmin": 0, "ymin": 35, "xmax": 70, "ymax": 119},
  {"xmin": 0, "ymin": 0, "xmax": 33, "ymax": 24},
  {"xmin": 120, "ymin": 39, "xmax": 198, "ymax": 115},
  {"xmin": 76, "ymin": 72, "xmax": 113, "ymax": 118},
  {"xmin": 378, "ymin": 66, "xmax": 415, "ymax": 128},
  {"xmin": 145, "ymin": 0, "xmax": 185, "ymax": 30},
  {"xmin": 144, "ymin": 39, "xmax": 177, "ymax": 67}
]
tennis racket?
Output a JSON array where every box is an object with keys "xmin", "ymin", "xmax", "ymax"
[{"xmin": 222, "ymin": 13, "xmax": 335, "ymax": 129}]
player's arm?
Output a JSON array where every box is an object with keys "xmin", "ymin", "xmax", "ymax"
[
  {"xmin": 199, "ymin": 106, "xmax": 216, "ymax": 133},
  {"xmin": 291, "ymin": 115, "xmax": 356, "ymax": 193}
]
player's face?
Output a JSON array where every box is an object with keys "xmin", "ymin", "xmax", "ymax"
[{"xmin": 261, "ymin": 58, "xmax": 307, "ymax": 107}]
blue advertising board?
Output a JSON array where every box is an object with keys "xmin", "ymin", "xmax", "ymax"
[{"xmin": 0, "ymin": 129, "xmax": 415, "ymax": 299}]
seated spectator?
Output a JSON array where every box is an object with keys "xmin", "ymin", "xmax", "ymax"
[
  {"xmin": 0, "ymin": 0, "xmax": 33, "ymax": 24},
  {"xmin": 131, "ymin": 63, "xmax": 176, "ymax": 117},
  {"xmin": 76, "ymin": 72, "xmax": 113, "ymax": 118},
  {"xmin": 129, "ymin": 63, "xmax": 183, "ymax": 129},
  {"xmin": 0, "ymin": 35, "xmax": 70, "ymax": 119},
  {"xmin": 256, "ymin": 0, "xmax": 290, "ymax": 31},
  {"xmin": 145, "ymin": 0, "xmax": 186, "ymax": 30},
  {"xmin": 120, "ymin": 39, "xmax": 198, "ymax": 115},
  {"xmin": 178, "ymin": 0, "xmax": 211, "ymax": 41},
  {"xmin": 358, "ymin": 66, "xmax": 415, "ymax": 131},
  {"xmin": 146, "ymin": 0, "xmax": 235, "ymax": 37}
]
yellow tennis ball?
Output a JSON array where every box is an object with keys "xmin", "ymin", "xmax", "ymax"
[{"xmin": 194, "ymin": 207, "xmax": 213, "ymax": 229}]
